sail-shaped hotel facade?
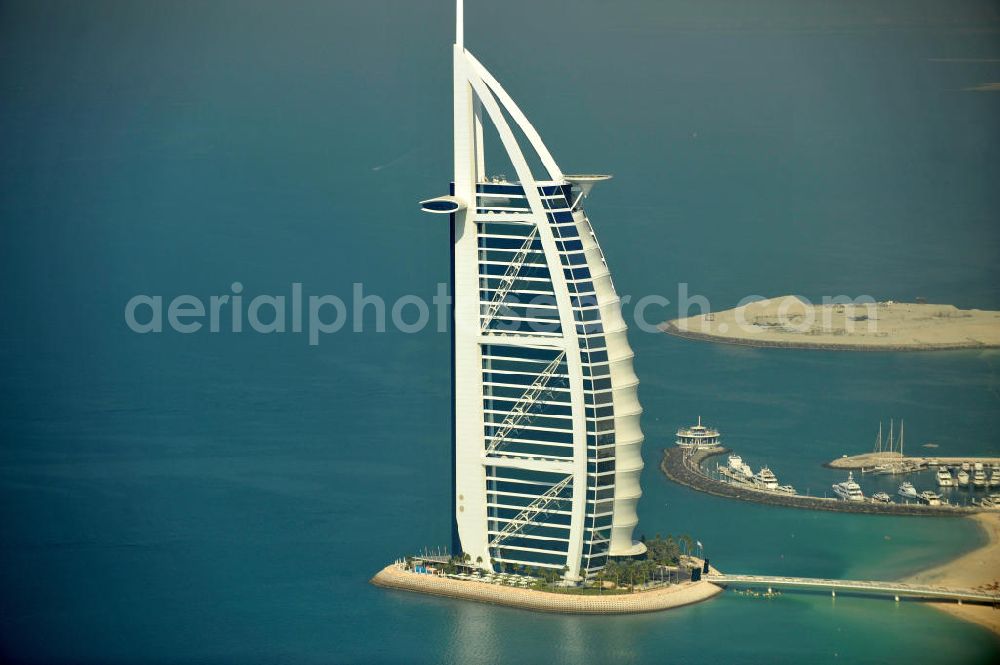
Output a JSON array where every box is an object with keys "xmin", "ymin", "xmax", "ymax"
[{"xmin": 421, "ymin": 1, "xmax": 645, "ymax": 581}]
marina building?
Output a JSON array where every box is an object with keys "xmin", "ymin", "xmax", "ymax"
[{"xmin": 675, "ymin": 417, "xmax": 721, "ymax": 449}]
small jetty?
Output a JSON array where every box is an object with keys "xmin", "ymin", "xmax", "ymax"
[
  {"xmin": 822, "ymin": 419, "xmax": 991, "ymax": 474},
  {"xmin": 827, "ymin": 453, "xmax": 1000, "ymax": 472},
  {"xmin": 661, "ymin": 448, "xmax": 982, "ymax": 516}
]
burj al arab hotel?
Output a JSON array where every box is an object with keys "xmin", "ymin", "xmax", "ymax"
[{"xmin": 421, "ymin": 1, "xmax": 645, "ymax": 581}]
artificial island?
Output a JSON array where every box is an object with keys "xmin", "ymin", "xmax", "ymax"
[{"xmin": 660, "ymin": 295, "xmax": 1000, "ymax": 351}]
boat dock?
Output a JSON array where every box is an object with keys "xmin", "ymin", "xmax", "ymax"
[{"xmin": 661, "ymin": 448, "xmax": 982, "ymax": 516}]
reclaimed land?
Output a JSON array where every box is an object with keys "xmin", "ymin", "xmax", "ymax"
[
  {"xmin": 659, "ymin": 297, "xmax": 1000, "ymax": 352},
  {"xmin": 370, "ymin": 564, "xmax": 722, "ymax": 614},
  {"xmin": 661, "ymin": 447, "xmax": 980, "ymax": 517}
]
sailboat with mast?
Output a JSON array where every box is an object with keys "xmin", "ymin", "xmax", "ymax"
[{"xmin": 872, "ymin": 419, "xmax": 909, "ymax": 475}]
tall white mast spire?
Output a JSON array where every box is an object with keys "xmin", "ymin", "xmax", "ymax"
[{"xmin": 456, "ymin": 0, "xmax": 463, "ymax": 48}]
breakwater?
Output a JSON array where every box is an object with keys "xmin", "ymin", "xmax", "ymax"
[{"xmin": 660, "ymin": 447, "xmax": 980, "ymax": 517}]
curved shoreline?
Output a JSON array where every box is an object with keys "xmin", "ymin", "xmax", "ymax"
[
  {"xmin": 660, "ymin": 447, "xmax": 980, "ymax": 516},
  {"xmin": 905, "ymin": 513, "xmax": 1000, "ymax": 636},
  {"xmin": 370, "ymin": 564, "xmax": 722, "ymax": 614},
  {"xmin": 658, "ymin": 321, "xmax": 995, "ymax": 353}
]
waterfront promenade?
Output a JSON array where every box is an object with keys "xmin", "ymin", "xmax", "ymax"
[
  {"xmin": 661, "ymin": 447, "xmax": 981, "ymax": 516},
  {"xmin": 370, "ymin": 564, "xmax": 723, "ymax": 614}
]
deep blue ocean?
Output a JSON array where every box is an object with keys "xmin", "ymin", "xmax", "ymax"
[{"xmin": 1, "ymin": 1, "xmax": 999, "ymax": 663}]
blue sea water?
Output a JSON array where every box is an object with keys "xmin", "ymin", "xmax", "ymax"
[{"xmin": 1, "ymin": 0, "xmax": 999, "ymax": 663}]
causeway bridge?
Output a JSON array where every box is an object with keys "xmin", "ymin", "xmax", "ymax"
[{"xmin": 705, "ymin": 573, "xmax": 1000, "ymax": 604}]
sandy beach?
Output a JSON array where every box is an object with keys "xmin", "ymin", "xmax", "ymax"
[
  {"xmin": 371, "ymin": 564, "xmax": 723, "ymax": 614},
  {"xmin": 905, "ymin": 513, "xmax": 1000, "ymax": 635},
  {"xmin": 661, "ymin": 296, "xmax": 1000, "ymax": 351}
]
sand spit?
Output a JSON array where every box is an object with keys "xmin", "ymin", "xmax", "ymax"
[
  {"xmin": 906, "ymin": 513, "xmax": 1000, "ymax": 636},
  {"xmin": 660, "ymin": 297, "xmax": 1000, "ymax": 351}
]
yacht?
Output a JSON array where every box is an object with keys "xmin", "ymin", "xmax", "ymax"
[
  {"xmin": 898, "ymin": 482, "xmax": 918, "ymax": 499},
  {"xmin": 871, "ymin": 492, "xmax": 892, "ymax": 504},
  {"xmin": 753, "ymin": 467, "xmax": 779, "ymax": 491},
  {"xmin": 918, "ymin": 490, "xmax": 942, "ymax": 506},
  {"xmin": 973, "ymin": 463, "xmax": 987, "ymax": 488},
  {"xmin": 833, "ymin": 472, "xmax": 864, "ymax": 501},
  {"xmin": 990, "ymin": 468, "xmax": 1000, "ymax": 488},
  {"xmin": 957, "ymin": 469, "xmax": 970, "ymax": 487},
  {"xmin": 936, "ymin": 468, "xmax": 954, "ymax": 488},
  {"xmin": 676, "ymin": 416, "xmax": 721, "ymax": 449},
  {"xmin": 721, "ymin": 455, "xmax": 754, "ymax": 485}
]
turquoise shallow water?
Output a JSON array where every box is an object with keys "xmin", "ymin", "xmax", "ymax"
[{"xmin": 1, "ymin": 1, "xmax": 999, "ymax": 663}]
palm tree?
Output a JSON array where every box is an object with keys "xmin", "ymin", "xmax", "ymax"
[
  {"xmin": 680, "ymin": 534, "xmax": 695, "ymax": 558},
  {"xmin": 475, "ymin": 555, "xmax": 483, "ymax": 569},
  {"xmin": 603, "ymin": 560, "xmax": 617, "ymax": 589},
  {"xmin": 530, "ymin": 566, "xmax": 541, "ymax": 587}
]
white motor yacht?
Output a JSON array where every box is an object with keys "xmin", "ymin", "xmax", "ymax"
[
  {"xmin": 936, "ymin": 467, "xmax": 954, "ymax": 488},
  {"xmin": 918, "ymin": 490, "xmax": 942, "ymax": 506},
  {"xmin": 833, "ymin": 472, "xmax": 864, "ymax": 501},
  {"xmin": 973, "ymin": 463, "xmax": 987, "ymax": 488},
  {"xmin": 753, "ymin": 467, "xmax": 780, "ymax": 491}
]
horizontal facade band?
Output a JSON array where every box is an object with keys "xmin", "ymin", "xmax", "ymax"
[
  {"xmin": 478, "ymin": 334, "xmax": 567, "ymax": 348},
  {"xmin": 482, "ymin": 456, "xmax": 574, "ymax": 474}
]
